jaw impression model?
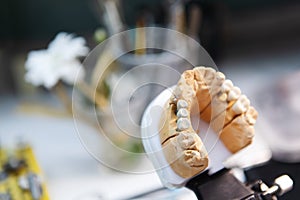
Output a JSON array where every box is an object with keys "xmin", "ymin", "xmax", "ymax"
[{"xmin": 159, "ymin": 66, "xmax": 258, "ymax": 179}]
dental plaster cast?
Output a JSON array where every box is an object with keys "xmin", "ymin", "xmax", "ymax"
[{"xmin": 160, "ymin": 66, "xmax": 258, "ymax": 178}]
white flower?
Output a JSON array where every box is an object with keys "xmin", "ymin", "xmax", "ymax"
[{"xmin": 25, "ymin": 32, "xmax": 89, "ymax": 89}]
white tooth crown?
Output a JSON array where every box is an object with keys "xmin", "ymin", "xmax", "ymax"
[
  {"xmin": 177, "ymin": 108, "xmax": 189, "ymax": 118},
  {"xmin": 232, "ymin": 95, "xmax": 250, "ymax": 114},
  {"xmin": 227, "ymin": 86, "xmax": 241, "ymax": 101},
  {"xmin": 246, "ymin": 108, "xmax": 257, "ymax": 125},
  {"xmin": 177, "ymin": 132, "xmax": 196, "ymax": 149},
  {"xmin": 177, "ymin": 118, "xmax": 190, "ymax": 131},
  {"xmin": 215, "ymin": 72, "xmax": 226, "ymax": 82},
  {"xmin": 204, "ymin": 68, "xmax": 216, "ymax": 84},
  {"xmin": 172, "ymin": 97, "xmax": 178, "ymax": 103},
  {"xmin": 177, "ymin": 99, "xmax": 188, "ymax": 109},
  {"xmin": 221, "ymin": 79, "xmax": 233, "ymax": 93},
  {"xmin": 194, "ymin": 68, "xmax": 205, "ymax": 81}
]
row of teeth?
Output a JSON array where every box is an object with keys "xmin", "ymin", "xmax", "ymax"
[
  {"xmin": 175, "ymin": 78, "xmax": 251, "ymax": 131},
  {"xmin": 220, "ymin": 79, "xmax": 250, "ymax": 115},
  {"xmin": 176, "ymin": 99, "xmax": 191, "ymax": 131}
]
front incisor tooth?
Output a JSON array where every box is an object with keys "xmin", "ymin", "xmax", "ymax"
[
  {"xmin": 215, "ymin": 72, "xmax": 226, "ymax": 82},
  {"xmin": 232, "ymin": 95, "xmax": 250, "ymax": 114},
  {"xmin": 227, "ymin": 86, "xmax": 241, "ymax": 101},
  {"xmin": 177, "ymin": 118, "xmax": 190, "ymax": 131},
  {"xmin": 194, "ymin": 67, "xmax": 205, "ymax": 81},
  {"xmin": 177, "ymin": 99, "xmax": 188, "ymax": 109},
  {"xmin": 210, "ymin": 72, "xmax": 226, "ymax": 96},
  {"xmin": 221, "ymin": 79, "xmax": 233, "ymax": 93},
  {"xmin": 204, "ymin": 68, "xmax": 216, "ymax": 84},
  {"xmin": 177, "ymin": 108, "xmax": 189, "ymax": 118}
]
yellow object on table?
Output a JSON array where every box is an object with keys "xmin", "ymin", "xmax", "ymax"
[{"xmin": 0, "ymin": 145, "xmax": 49, "ymax": 200}]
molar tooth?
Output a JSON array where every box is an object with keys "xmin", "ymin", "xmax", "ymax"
[
  {"xmin": 221, "ymin": 80, "xmax": 233, "ymax": 93},
  {"xmin": 232, "ymin": 95, "xmax": 250, "ymax": 114},
  {"xmin": 177, "ymin": 99, "xmax": 188, "ymax": 109},
  {"xmin": 184, "ymin": 150, "xmax": 203, "ymax": 167},
  {"xmin": 177, "ymin": 118, "xmax": 190, "ymax": 131},
  {"xmin": 177, "ymin": 108, "xmax": 189, "ymax": 118},
  {"xmin": 178, "ymin": 132, "xmax": 196, "ymax": 149},
  {"xmin": 227, "ymin": 86, "xmax": 241, "ymax": 101}
]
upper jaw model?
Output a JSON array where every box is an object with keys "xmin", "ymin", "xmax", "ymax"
[{"xmin": 159, "ymin": 66, "xmax": 258, "ymax": 179}]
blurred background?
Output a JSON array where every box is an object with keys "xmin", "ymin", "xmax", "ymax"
[
  {"xmin": 1, "ymin": 0, "xmax": 300, "ymax": 95},
  {"xmin": 1, "ymin": 0, "xmax": 300, "ymax": 199},
  {"xmin": 1, "ymin": 0, "xmax": 300, "ymax": 93}
]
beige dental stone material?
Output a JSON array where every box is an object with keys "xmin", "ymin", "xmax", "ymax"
[{"xmin": 159, "ymin": 66, "xmax": 258, "ymax": 179}]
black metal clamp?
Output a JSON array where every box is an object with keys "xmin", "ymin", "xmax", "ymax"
[{"xmin": 186, "ymin": 169, "xmax": 293, "ymax": 200}]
